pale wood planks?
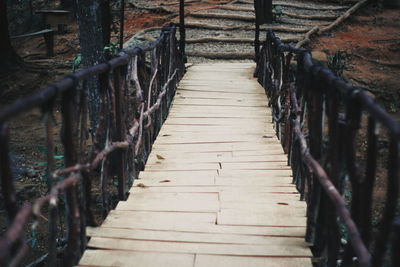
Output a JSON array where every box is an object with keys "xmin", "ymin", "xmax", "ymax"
[
  {"xmin": 87, "ymin": 236, "xmax": 311, "ymax": 257},
  {"xmin": 79, "ymin": 250, "xmax": 194, "ymax": 267},
  {"xmin": 79, "ymin": 63, "xmax": 311, "ymax": 267},
  {"xmin": 195, "ymin": 255, "xmax": 312, "ymax": 267}
]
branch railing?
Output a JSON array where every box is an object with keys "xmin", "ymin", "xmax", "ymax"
[
  {"xmin": 255, "ymin": 29, "xmax": 399, "ymax": 267},
  {"xmin": 0, "ymin": 24, "xmax": 184, "ymax": 266}
]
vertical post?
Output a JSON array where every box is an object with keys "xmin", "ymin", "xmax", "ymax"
[
  {"xmin": 0, "ymin": 124, "xmax": 19, "ymax": 222},
  {"xmin": 114, "ymin": 66, "xmax": 127, "ymax": 200},
  {"xmin": 266, "ymin": 0, "xmax": 273, "ymax": 23},
  {"xmin": 254, "ymin": 0, "xmax": 273, "ymax": 61},
  {"xmin": 61, "ymin": 88, "xmax": 81, "ymax": 266},
  {"xmin": 372, "ymin": 136, "xmax": 399, "ymax": 267},
  {"xmin": 254, "ymin": 21, "xmax": 260, "ymax": 61},
  {"xmin": 119, "ymin": 0, "xmax": 125, "ymax": 50},
  {"xmin": 179, "ymin": 0, "xmax": 186, "ymax": 60},
  {"xmin": 44, "ymin": 108, "xmax": 58, "ymax": 267},
  {"xmin": 44, "ymin": 31, "xmax": 54, "ymax": 57}
]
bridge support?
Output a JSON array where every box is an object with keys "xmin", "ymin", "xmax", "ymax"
[
  {"xmin": 254, "ymin": 0, "xmax": 272, "ymax": 60},
  {"xmin": 179, "ymin": 0, "xmax": 186, "ymax": 61}
]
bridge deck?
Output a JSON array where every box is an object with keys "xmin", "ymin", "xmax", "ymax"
[{"xmin": 79, "ymin": 63, "xmax": 312, "ymax": 266}]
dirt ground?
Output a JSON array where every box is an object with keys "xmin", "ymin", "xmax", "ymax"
[
  {"xmin": 311, "ymin": 5, "xmax": 400, "ymax": 115},
  {"xmin": 0, "ymin": 0, "xmax": 399, "ymax": 265}
]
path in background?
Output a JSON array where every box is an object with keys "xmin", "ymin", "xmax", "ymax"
[
  {"xmin": 128, "ymin": 0, "xmax": 351, "ymax": 62},
  {"xmin": 79, "ymin": 63, "xmax": 312, "ymax": 267}
]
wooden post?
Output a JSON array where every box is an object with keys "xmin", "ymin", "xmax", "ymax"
[
  {"xmin": 179, "ymin": 0, "xmax": 186, "ymax": 60},
  {"xmin": 266, "ymin": 0, "xmax": 272, "ymax": 23},
  {"xmin": 254, "ymin": 0, "xmax": 273, "ymax": 61},
  {"xmin": 61, "ymin": 87, "xmax": 82, "ymax": 266},
  {"xmin": 43, "ymin": 31, "xmax": 54, "ymax": 57},
  {"xmin": 254, "ymin": 21, "xmax": 260, "ymax": 61},
  {"xmin": 0, "ymin": 124, "xmax": 19, "ymax": 222},
  {"xmin": 119, "ymin": 0, "xmax": 125, "ymax": 50},
  {"xmin": 114, "ymin": 66, "xmax": 127, "ymax": 200}
]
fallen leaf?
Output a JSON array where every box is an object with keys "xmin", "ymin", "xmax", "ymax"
[
  {"xmin": 156, "ymin": 154, "xmax": 165, "ymax": 160},
  {"xmin": 159, "ymin": 180, "xmax": 171, "ymax": 183},
  {"xmin": 262, "ymin": 135, "xmax": 273, "ymax": 138},
  {"xmin": 137, "ymin": 183, "xmax": 147, "ymax": 188},
  {"xmin": 277, "ymin": 202, "xmax": 289, "ymax": 205}
]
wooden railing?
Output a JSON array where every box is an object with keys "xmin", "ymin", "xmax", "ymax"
[
  {"xmin": 255, "ymin": 29, "xmax": 400, "ymax": 267},
  {"xmin": 0, "ymin": 24, "xmax": 184, "ymax": 266}
]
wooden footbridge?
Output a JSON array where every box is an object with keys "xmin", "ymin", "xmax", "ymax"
[
  {"xmin": 0, "ymin": 1, "xmax": 399, "ymax": 267},
  {"xmin": 79, "ymin": 63, "xmax": 312, "ymax": 266}
]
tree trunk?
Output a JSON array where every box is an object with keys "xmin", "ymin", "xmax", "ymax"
[
  {"xmin": 0, "ymin": 0, "xmax": 20, "ymax": 73},
  {"xmin": 74, "ymin": 0, "xmax": 108, "ymax": 130}
]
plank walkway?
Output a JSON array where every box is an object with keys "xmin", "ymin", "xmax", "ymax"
[{"xmin": 79, "ymin": 63, "xmax": 312, "ymax": 267}]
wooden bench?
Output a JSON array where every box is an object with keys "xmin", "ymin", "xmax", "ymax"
[
  {"xmin": 11, "ymin": 29, "xmax": 54, "ymax": 57},
  {"xmin": 36, "ymin": 10, "xmax": 71, "ymax": 33}
]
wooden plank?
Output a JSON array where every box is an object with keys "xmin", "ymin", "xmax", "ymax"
[
  {"xmin": 174, "ymin": 91, "xmax": 267, "ymax": 100},
  {"xmin": 221, "ymin": 201, "xmax": 307, "ymax": 210},
  {"xmin": 220, "ymin": 192, "xmax": 301, "ymax": 202},
  {"xmin": 168, "ymin": 110, "xmax": 270, "ymax": 116},
  {"xmin": 161, "ymin": 118, "xmax": 273, "ymax": 126},
  {"xmin": 101, "ymin": 210, "xmax": 217, "ymax": 229},
  {"xmin": 86, "ymin": 227, "xmax": 305, "ymax": 245},
  {"xmin": 98, "ymin": 221, "xmax": 307, "ymax": 237},
  {"xmin": 195, "ymin": 255, "xmax": 312, "ymax": 267},
  {"xmin": 146, "ymin": 154, "xmax": 288, "ymax": 164},
  {"xmin": 88, "ymin": 236, "xmax": 312, "ymax": 257},
  {"xmin": 139, "ymin": 170, "xmax": 216, "ymax": 179},
  {"xmin": 176, "ymin": 87, "xmax": 265, "ymax": 95},
  {"xmin": 152, "ymin": 143, "xmax": 284, "ymax": 152},
  {"xmin": 172, "ymin": 99, "xmax": 268, "ymax": 107},
  {"xmin": 159, "ymin": 125, "xmax": 275, "ymax": 134},
  {"xmin": 133, "ymin": 176, "xmax": 216, "ymax": 186},
  {"xmin": 116, "ymin": 192, "xmax": 219, "ymax": 212},
  {"xmin": 145, "ymin": 162, "xmax": 289, "ymax": 171},
  {"xmin": 129, "ymin": 186, "xmax": 297, "ymax": 194},
  {"xmin": 218, "ymin": 204, "xmax": 306, "ymax": 217},
  {"xmin": 79, "ymin": 249, "xmax": 194, "ymax": 267},
  {"xmin": 217, "ymin": 209, "xmax": 307, "ymax": 227},
  {"xmin": 218, "ymin": 169, "xmax": 293, "ymax": 177},
  {"xmin": 215, "ymin": 177, "xmax": 295, "ymax": 186},
  {"xmin": 153, "ymin": 137, "xmax": 281, "ymax": 145},
  {"xmin": 79, "ymin": 63, "xmax": 312, "ymax": 266},
  {"xmin": 145, "ymin": 162, "xmax": 220, "ymax": 170}
]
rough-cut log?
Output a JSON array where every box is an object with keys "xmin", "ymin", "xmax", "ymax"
[
  {"xmin": 186, "ymin": 37, "xmax": 255, "ymax": 43},
  {"xmin": 295, "ymin": 26, "xmax": 319, "ymax": 48},
  {"xmin": 190, "ymin": 10, "xmax": 337, "ymax": 22},
  {"xmin": 318, "ymin": 0, "xmax": 368, "ymax": 34},
  {"xmin": 159, "ymin": 0, "xmax": 235, "ymax": 6},
  {"xmin": 218, "ymin": 5, "xmax": 338, "ymax": 20},
  {"xmin": 128, "ymin": 2, "xmax": 175, "ymax": 13},
  {"xmin": 186, "ymin": 36, "xmax": 300, "ymax": 43},
  {"xmin": 283, "ymin": 11, "xmax": 337, "ymax": 20},
  {"xmin": 228, "ymin": 0, "xmax": 350, "ymax": 10},
  {"xmin": 181, "ymin": 21, "xmax": 310, "ymax": 33},
  {"xmin": 219, "ymin": 4, "xmax": 254, "ymax": 11},
  {"xmin": 160, "ymin": 0, "xmax": 201, "ymax": 6},
  {"xmin": 274, "ymin": 1, "xmax": 349, "ymax": 11},
  {"xmin": 143, "ymin": 34, "xmax": 300, "ymax": 44},
  {"xmin": 183, "ymin": 21, "xmax": 244, "ymax": 30},
  {"xmin": 190, "ymin": 12, "xmax": 255, "ymax": 21},
  {"xmin": 186, "ymin": 51, "xmax": 254, "ymax": 59}
]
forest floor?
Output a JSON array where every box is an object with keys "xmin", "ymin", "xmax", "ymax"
[
  {"xmin": 311, "ymin": 6, "xmax": 400, "ymax": 114},
  {"xmin": 0, "ymin": 0, "xmax": 399, "ymax": 265}
]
